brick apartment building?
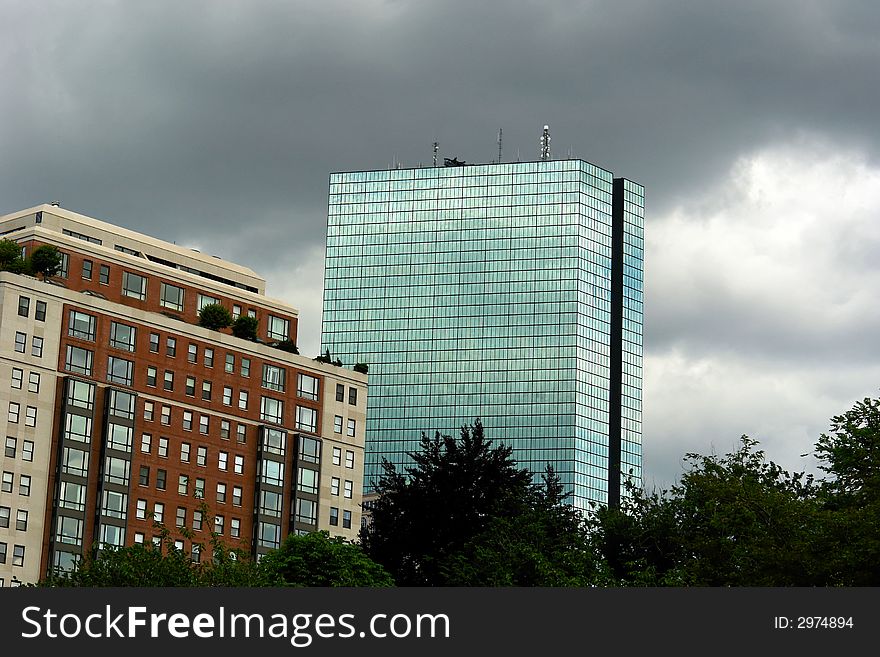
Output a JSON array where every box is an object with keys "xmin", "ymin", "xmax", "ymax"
[{"xmin": 0, "ymin": 204, "xmax": 366, "ymax": 586}]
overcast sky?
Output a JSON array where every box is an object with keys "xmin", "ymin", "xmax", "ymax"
[{"xmin": 2, "ymin": 0, "xmax": 878, "ymax": 491}]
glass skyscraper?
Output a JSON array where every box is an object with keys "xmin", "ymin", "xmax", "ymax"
[{"xmin": 321, "ymin": 158, "xmax": 643, "ymax": 510}]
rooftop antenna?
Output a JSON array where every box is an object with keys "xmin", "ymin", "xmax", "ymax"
[
  {"xmin": 540, "ymin": 125, "xmax": 551, "ymax": 161},
  {"xmin": 432, "ymin": 141, "xmax": 439, "ymax": 167},
  {"xmin": 497, "ymin": 128, "xmax": 503, "ymax": 164}
]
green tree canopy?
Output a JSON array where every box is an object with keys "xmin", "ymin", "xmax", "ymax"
[
  {"xmin": 29, "ymin": 244, "xmax": 62, "ymax": 278},
  {"xmin": 257, "ymin": 531, "xmax": 394, "ymax": 587},
  {"xmin": 198, "ymin": 303, "xmax": 233, "ymax": 330},
  {"xmin": 231, "ymin": 314, "xmax": 259, "ymax": 340}
]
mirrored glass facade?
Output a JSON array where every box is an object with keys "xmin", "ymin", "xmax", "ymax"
[{"xmin": 322, "ymin": 159, "xmax": 643, "ymax": 510}]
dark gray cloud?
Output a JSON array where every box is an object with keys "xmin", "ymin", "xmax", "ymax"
[{"xmin": 2, "ymin": 0, "xmax": 879, "ymax": 490}]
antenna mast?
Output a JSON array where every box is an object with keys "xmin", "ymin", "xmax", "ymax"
[
  {"xmin": 433, "ymin": 141, "xmax": 439, "ymax": 167},
  {"xmin": 540, "ymin": 125, "xmax": 551, "ymax": 161},
  {"xmin": 497, "ymin": 128, "xmax": 503, "ymax": 164}
]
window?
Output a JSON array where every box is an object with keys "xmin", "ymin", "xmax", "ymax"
[
  {"xmin": 331, "ymin": 477, "xmax": 340, "ymax": 496},
  {"xmin": 134, "ymin": 533, "xmax": 144, "ymax": 544},
  {"xmin": 216, "ymin": 451, "xmax": 228, "ymax": 472},
  {"xmin": 299, "ymin": 436, "xmax": 320, "ymax": 464},
  {"xmin": 345, "ymin": 450, "xmax": 355, "ymax": 469},
  {"xmin": 214, "ymin": 515, "xmax": 225, "ymax": 534},
  {"xmin": 329, "ymin": 507, "xmax": 339, "ymax": 526},
  {"xmin": 223, "ymin": 386, "xmax": 232, "ymax": 405},
  {"xmin": 31, "ymin": 336, "xmax": 43, "ymax": 357},
  {"xmin": 163, "ymin": 370, "xmax": 174, "ymax": 391},
  {"xmin": 232, "ymin": 485, "xmax": 242, "ymax": 506},
  {"xmin": 216, "ymin": 482, "xmax": 226, "ymax": 503},
  {"xmin": 0, "ymin": 507, "xmax": 8, "ymax": 528},
  {"xmin": 146, "ymin": 366, "xmax": 157, "ymax": 387},
  {"xmin": 63, "ymin": 450, "xmax": 89, "ymax": 481},
  {"xmin": 332, "ymin": 447, "xmax": 341, "ymax": 466},
  {"xmin": 297, "ymin": 374, "xmax": 319, "ymax": 400},
  {"xmin": 262, "ymin": 364, "xmax": 286, "ymax": 392},
  {"xmin": 267, "ymin": 315, "xmax": 289, "ymax": 341},
  {"xmin": 160, "ymin": 282, "xmax": 184, "ymax": 311},
  {"xmin": 182, "ymin": 410, "xmax": 193, "ymax": 431},
  {"xmin": 122, "ymin": 271, "xmax": 147, "ymax": 300},
  {"xmin": 99, "ymin": 264, "xmax": 110, "ymax": 285},
  {"xmin": 194, "ymin": 478, "xmax": 205, "ymax": 499},
  {"xmin": 107, "ymin": 422, "xmax": 132, "ymax": 451},
  {"xmin": 180, "ymin": 442, "xmax": 190, "ymax": 463},
  {"xmin": 136, "ymin": 499, "xmax": 147, "ymax": 519},
  {"xmin": 232, "ymin": 304, "xmax": 241, "ymax": 319},
  {"xmin": 260, "ymin": 490, "xmax": 282, "ymax": 517},
  {"xmin": 28, "ymin": 372, "xmax": 39, "ymax": 393},
  {"xmin": 197, "ymin": 445, "xmax": 207, "ymax": 465},
  {"xmin": 225, "ymin": 353, "xmax": 234, "ymax": 374},
  {"xmin": 193, "ymin": 510, "xmax": 203, "ymax": 531},
  {"xmin": 17, "ymin": 296, "xmax": 29, "ymax": 317},
  {"xmin": 35, "ymin": 300, "xmax": 47, "ymax": 321},
  {"xmin": 101, "ymin": 490, "xmax": 127, "ymax": 519},
  {"xmin": 260, "ymin": 460, "xmax": 284, "ymax": 487},
  {"xmin": 191, "ymin": 544, "xmax": 201, "ymax": 563},
  {"xmin": 240, "ymin": 358, "xmax": 250, "ymax": 377},
  {"xmin": 160, "ymin": 406, "xmax": 171, "ymax": 425},
  {"xmin": 178, "ymin": 475, "xmax": 189, "ymax": 495},
  {"xmin": 69, "ymin": 310, "xmax": 98, "ymax": 341},
  {"xmin": 295, "ymin": 406, "xmax": 317, "ymax": 433},
  {"xmin": 239, "ymin": 390, "xmax": 248, "ymax": 410},
  {"xmin": 220, "ymin": 419, "xmax": 230, "ymax": 440},
  {"xmin": 333, "ymin": 415, "xmax": 343, "ymax": 434},
  {"xmin": 188, "ymin": 343, "xmax": 197, "ymax": 363},
  {"xmin": 298, "ymin": 468, "xmax": 318, "ymax": 495},
  {"xmin": 103, "ymin": 458, "xmax": 128, "ymax": 486},
  {"xmin": 0, "ymin": 542, "xmax": 6, "ymax": 564},
  {"xmin": 247, "ymin": 309, "xmax": 257, "ymax": 319},
  {"xmin": 19, "ymin": 474, "xmax": 31, "ymax": 496},
  {"xmin": 230, "ymin": 518, "xmax": 241, "ymax": 538},
  {"xmin": 295, "ymin": 499, "xmax": 317, "ymax": 525},
  {"xmin": 166, "ymin": 337, "xmax": 176, "ymax": 357},
  {"xmin": 139, "ymin": 466, "xmax": 149, "ymax": 486},
  {"xmin": 143, "ymin": 401, "xmax": 154, "ymax": 421},
  {"xmin": 261, "ymin": 428, "xmax": 285, "ymax": 455},
  {"xmin": 336, "ymin": 384, "xmax": 344, "ymax": 402},
  {"xmin": 107, "ymin": 356, "xmax": 133, "ymax": 386},
  {"xmin": 234, "ymin": 455, "xmax": 244, "ymax": 474},
  {"xmin": 347, "ymin": 419, "xmax": 356, "ymax": 437},
  {"xmin": 203, "ymin": 348, "xmax": 214, "ymax": 367},
  {"xmin": 153, "ymin": 502, "xmax": 164, "ymax": 523},
  {"xmin": 66, "ymin": 379, "xmax": 95, "ymax": 411},
  {"xmin": 141, "ymin": 433, "xmax": 152, "ymax": 453},
  {"xmin": 109, "ymin": 322, "xmax": 136, "ymax": 351},
  {"xmin": 60, "ymin": 253, "xmax": 69, "ymax": 278},
  {"xmin": 236, "ymin": 424, "xmax": 247, "ymax": 443},
  {"xmin": 14, "ymin": 331, "xmax": 26, "ymax": 353},
  {"xmin": 65, "ymin": 345, "xmax": 93, "ymax": 375},
  {"xmin": 185, "ymin": 376, "xmax": 196, "ymax": 396},
  {"xmin": 8, "ymin": 402, "xmax": 19, "ymax": 424},
  {"xmin": 173, "ymin": 539, "xmax": 184, "ymax": 552},
  {"xmin": 64, "ymin": 414, "xmax": 91, "ymax": 443},
  {"xmin": 156, "ymin": 469, "xmax": 166, "ymax": 490},
  {"xmin": 260, "ymin": 397, "xmax": 283, "ymax": 424},
  {"xmin": 82, "ymin": 259, "xmax": 93, "ymax": 280},
  {"xmin": 343, "ymin": 480, "xmax": 353, "ymax": 499},
  {"xmin": 197, "ymin": 294, "xmax": 219, "ymax": 311},
  {"xmin": 176, "ymin": 507, "xmax": 186, "ymax": 528},
  {"xmin": 108, "ymin": 389, "xmax": 135, "ymax": 420},
  {"xmin": 158, "ymin": 436, "xmax": 169, "ymax": 458},
  {"xmin": 342, "ymin": 510, "xmax": 352, "ymax": 529},
  {"xmin": 147, "ymin": 333, "xmax": 159, "ymax": 353},
  {"xmin": 13, "ymin": 544, "xmax": 26, "ymax": 567},
  {"xmin": 11, "ymin": 368, "xmax": 22, "ymax": 389},
  {"xmin": 202, "ymin": 380, "xmax": 212, "ymax": 401},
  {"xmin": 3, "ymin": 437, "xmax": 13, "ymax": 458},
  {"xmin": 22, "ymin": 441, "xmax": 34, "ymax": 462},
  {"xmin": 12, "ymin": 510, "xmax": 26, "ymax": 532},
  {"xmin": 1, "ymin": 471, "xmax": 12, "ymax": 492},
  {"xmin": 349, "ymin": 387, "xmax": 358, "ymax": 405}
]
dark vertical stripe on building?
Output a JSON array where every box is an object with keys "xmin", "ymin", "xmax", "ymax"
[{"xmin": 608, "ymin": 179, "xmax": 625, "ymax": 509}]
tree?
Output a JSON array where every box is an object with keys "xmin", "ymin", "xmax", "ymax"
[
  {"xmin": 361, "ymin": 419, "xmax": 596, "ymax": 586},
  {"xmin": 590, "ymin": 437, "xmax": 827, "ymax": 586},
  {"xmin": 354, "ymin": 362, "xmax": 369, "ymax": 374},
  {"xmin": 0, "ymin": 238, "xmax": 22, "ymax": 269},
  {"xmin": 256, "ymin": 531, "xmax": 394, "ymax": 587},
  {"xmin": 231, "ymin": 315, "xmax": 259, "ymax": 340},
  {"xmin": 198, "ymin": 303, "xmax": 233, "ymax": 330},
  {"xmin": 272, "ymin": 339, "xmax": 299, "ymax": 354},
  {"xmin": 29, "ymin": 244, "xmax": 62, "ymax": 279}
]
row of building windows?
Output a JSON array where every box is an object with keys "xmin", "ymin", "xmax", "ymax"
[
  {"xmin": 4, "ymin": 436, "xmax": 34, "ymax": 462},
  {"xmin": 0, "ymin": 542, "xmax": 25, "ymax": 567},
  {"xmin": 0, "ymin": 506, "xmax": 28, "ymax": 531},
  {"xmin": 328, "ymin": 507, "xmax": 353, "ymax": 529},
  {"xmin": 0, "ymin": 472, "xmax": 30, "ymax": 496},
  {"xmin": 6, "ymin": 403, "xmax": 37, "ymax": 427},
  {"xmin": 13, "ymin": 331, "xmax": 43, "ymax": 357},
  {"xmin": 17, "ymin": 295, "xmax": 47, "ymax": 321}
]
